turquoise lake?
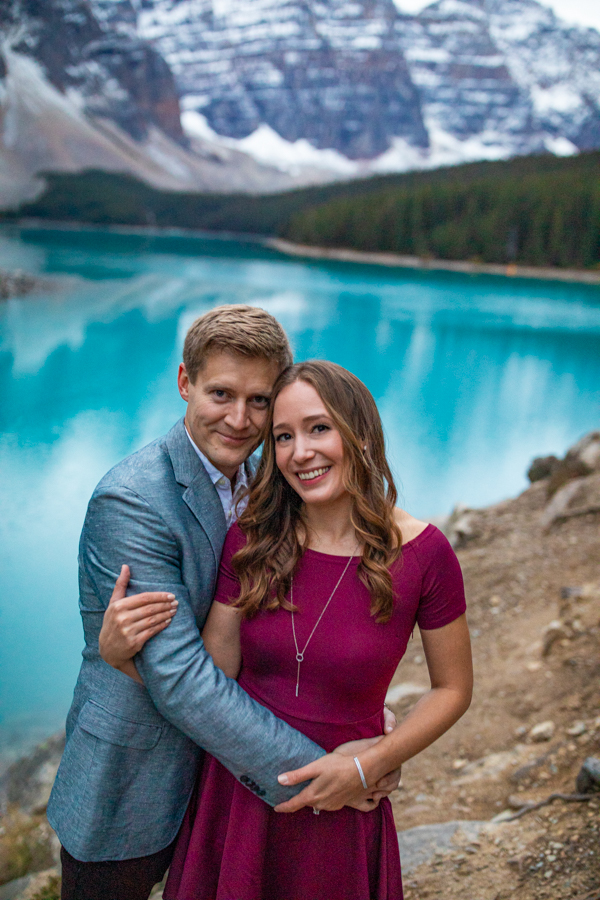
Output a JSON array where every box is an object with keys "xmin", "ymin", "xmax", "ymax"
[{"xmin": 1, "ymin": 223, "xmax": 599, "ymax": 765}]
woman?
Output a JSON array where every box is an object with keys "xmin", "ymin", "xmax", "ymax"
[{"xmin": 102, "ymin": 361, "xmax": 472, "ymax": 899}]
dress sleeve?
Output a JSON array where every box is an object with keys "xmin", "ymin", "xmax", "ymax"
[
  {"xmin": 415, "ymin": 528, "xmax": 467, "ymax": 630},
  {"xmin": 213, "ymin": 522, "xmax": 247, "ymax": 606}
]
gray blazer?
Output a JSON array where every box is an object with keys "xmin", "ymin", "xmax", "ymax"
[{"xmin": 47, "ymin": 418, "xmax": 324, "ymax": 862}]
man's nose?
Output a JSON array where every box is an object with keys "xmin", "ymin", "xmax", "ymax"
[{"xmin": 224, "ymin": 401, "xmax": 249, "ymax": 431}]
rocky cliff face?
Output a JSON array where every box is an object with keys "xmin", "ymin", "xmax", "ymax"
[
  {"xmin": 135, "ymin": 0, "xmax": 428, "ymax": 159},
  {"xmin": 132, "ymin": 0, "xmax": 600, "ymax": 167},
  {"xmin": 486, "ymin": 0, "xmax": 600, "ymax": 153},
  {"xmin": 2, "ymin": 0, "xmax": 184, "ymax": 144},
  {"xmin": 396, "ymin": 0, "xmax": 538, "ymax": 157},
  {"xmin": 0, "ymin": 0, "xmax": 313, "ymax": 208}
]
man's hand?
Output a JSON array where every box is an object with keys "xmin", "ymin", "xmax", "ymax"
[
  {"xmin": 383, "ymin": 705, "xmax": 397, "ymax": 733},
  {"xmin": 275, "ymin": 753, "xmax": 365, "ymax": 814},
  {"xmin": 99, "ymin": 565, "xmax": 179, "ymax": 667}
]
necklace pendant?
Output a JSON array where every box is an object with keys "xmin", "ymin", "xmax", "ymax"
[{"xmin": 290, "ymin": 545, "xmax": 357, "ymax": 700}]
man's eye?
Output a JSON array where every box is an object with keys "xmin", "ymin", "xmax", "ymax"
[
  {"xmin": 213, "ymin": 390, "xmax": 228, "ymax": 400},
  {"xmin": 252, "ymin": 396, "xmax": 269, "ymax": 407}
]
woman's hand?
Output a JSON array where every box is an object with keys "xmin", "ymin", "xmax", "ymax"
[
  {"xmin": 275, "ymin": 752, "xmax": 365, "ymax": 813},
  {"xmin": 333, "ymin": 736, "xmax": 402, "ymax": 810},
  {"xmin": 99, "ymin": 565, "xmax": 179, "ymax": 669}
]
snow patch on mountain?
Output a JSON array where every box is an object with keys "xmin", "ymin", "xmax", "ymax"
[
  {"xmin": 543, "ymin": 135, "xmax": 578, "ymax": 156},
  {"xmin": 182, "ymin": 108, "xmax": 532, "ymax": 180},
  {"xmin": 183, "ymin": 111, "xmax": 358, "ymax": 176}
]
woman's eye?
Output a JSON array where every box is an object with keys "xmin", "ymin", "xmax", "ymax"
[
  {"xmin": 275, "ymin": 432, "xmax": 291, "ymax": 442},
  {"xmin": 313, "ymin": 423, "xmax": 330, "ymax": 433}
]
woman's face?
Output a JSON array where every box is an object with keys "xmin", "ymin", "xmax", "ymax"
[{"xmin": 272, "ymin": 380, "xmax": 347, "ymax": 507}]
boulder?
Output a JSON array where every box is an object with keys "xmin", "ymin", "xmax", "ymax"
[
  {"xmin": 0, "ymin": 869, "xmax": 59, "ymax": 900},
  {"xmin": 565, "ymin": 431, "xmax": 600, "ymax": 472},
  {"xmin": 0, "ymin": 876, "xmax": 31, "ymax": 900},
  {"xmin": 576, "ymin": 757, "xmax": 600, "ymax": 794},
  {"xmin": 529, "ymin": 721, "xmax": 555, "ymax": 743},
  {"xmin": 397, "ymin": 820, "xmax": 487, "ymax": 875},
  {"xmin": 527, "ymin": 455, "xmax": 560, "ymax": 483},
  {"xmin": 541, "ymin": 619, "xmax": 569, "ymax": 656},
  {"xmin": 527, "ymin": 431, "xmax": 600, "ymax": 496},
  {"xmin": 444, "ymin": 505, "xmax": 479, "ymax": 549},
  {"xmin": 540, "ymin": 474, "xmax": 600, "ymax": 530},
  {"xmin": 453, "ymin": 745, "xmax": 539, "ymax": 784},
  {"xmin": 0, "ymin": 734, "xmax": 64, "ymax": 816}
]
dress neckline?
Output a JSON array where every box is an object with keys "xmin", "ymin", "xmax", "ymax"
[{"xmin": 303, "ymin": 523, "xmax": 435, "ymax": 561}]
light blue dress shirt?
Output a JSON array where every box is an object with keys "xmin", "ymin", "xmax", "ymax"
[{"xmin": 185, "ymin": 426, "xmax": 250, "ymax": 525}]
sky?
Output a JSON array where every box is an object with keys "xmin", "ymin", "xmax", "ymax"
[{"xmin": 396, "ymin": 0, "xmax": 600, "ymax": 31}]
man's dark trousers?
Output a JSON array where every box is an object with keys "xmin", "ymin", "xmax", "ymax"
[{"xmin": 60, "ymin": 841, "xmax": 176, "ymax": 900}]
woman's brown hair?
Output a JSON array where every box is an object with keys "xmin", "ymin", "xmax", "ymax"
[{"xmin": 232, "ymin": 361, "xmax": 403, "ymax": 623}]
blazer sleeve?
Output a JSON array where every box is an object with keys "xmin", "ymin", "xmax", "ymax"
[{"xmin": 81, "ymin": 485, "xmax": 325, "ymax": 807}]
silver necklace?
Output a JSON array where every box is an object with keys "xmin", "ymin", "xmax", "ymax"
[{"xmin": 290, "ymin": 547, "xmax": 358, "ymax": 697}]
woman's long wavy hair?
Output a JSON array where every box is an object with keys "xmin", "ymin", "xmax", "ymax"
[{"xmin": 232, "ymin": 361, "xmax": 403, "ymax": 623}]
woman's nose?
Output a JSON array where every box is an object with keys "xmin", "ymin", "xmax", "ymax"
[{"xmin": 292, "ymin": 437, "xmax": 315, "ymax": 462}]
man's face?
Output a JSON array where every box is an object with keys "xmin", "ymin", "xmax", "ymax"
[{"xmin": 178, "ymin": 351, "xmax": 280, "ymax": 480}]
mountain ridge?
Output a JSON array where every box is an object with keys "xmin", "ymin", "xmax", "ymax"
[
  {"xmin": 1, "ymin": 0, "xmax": 599, "ymax": 207},
  {"xmin": 133, "ymin": 0, "xmax": 600, "ymax": 169}
]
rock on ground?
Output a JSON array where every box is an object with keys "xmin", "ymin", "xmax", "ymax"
[
  {"xmin": 397, "ymin": 820, "xmax": 488, "ymax": 874},
  {"xmin": 0, "ymin": 734, "xmax": 65, "ymax": 816}
]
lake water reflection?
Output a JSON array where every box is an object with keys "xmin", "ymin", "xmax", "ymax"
[{"xmin": 1, "ymin": 224, "xmax": 599, "ymax": 762}]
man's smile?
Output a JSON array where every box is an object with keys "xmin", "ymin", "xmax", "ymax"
[{"xmin": 216, "ymin": 431, "xmax": 254, "ymax": 445}]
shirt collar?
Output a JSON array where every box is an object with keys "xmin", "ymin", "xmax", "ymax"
[{"xmin": 185, "ymin": 426, "xmax": 249, "ymax": 490}]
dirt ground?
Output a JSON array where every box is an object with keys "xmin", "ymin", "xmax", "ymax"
[{"xmin": 387, "ymin": 478, "xmax": 600, "ymax": 899}]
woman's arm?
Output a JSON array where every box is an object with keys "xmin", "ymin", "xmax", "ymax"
[
  {"xmin": 201, "ymin": 600, "xmax": 242, "ymax": 679},
  {"xmin": 275, "ymin": 614, "xmax": 473, "ymax": 813}
]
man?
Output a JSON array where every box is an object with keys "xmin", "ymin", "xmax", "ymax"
[{"xmin": 48, "ymin": 305, "xmax": 396, "ymax": 900}]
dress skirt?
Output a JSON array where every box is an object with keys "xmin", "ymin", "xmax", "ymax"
[{"xmin": 164, "ymin": 702, "xmax": 403, "ymax": 900}]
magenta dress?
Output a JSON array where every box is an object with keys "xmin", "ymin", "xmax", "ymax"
[{"xmin": 164, "ymin": 523, "xmax": 466, "ymax": 900}]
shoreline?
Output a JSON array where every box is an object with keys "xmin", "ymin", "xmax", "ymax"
[
  {"xmin": 267, "ymin": 238, "xmax": 600, "ymax": 285},
  {"xmin": 3, "ymin": 219, "xmax": 600, "ymax": 284}
]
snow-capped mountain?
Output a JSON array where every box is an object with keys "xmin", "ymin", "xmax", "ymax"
[
  {"xmin": 1, "ymin": 0, "xmax": 599, "ymax": 207},
  {"xmin": 0, "ymin": 0, "xmax": 321, "ymax": 208},
  {"xmin": 133, "ymin": 0, "xmax": 600, "ymax": 172}
]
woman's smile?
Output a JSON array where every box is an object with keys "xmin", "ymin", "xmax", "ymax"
[{"xmin": 296, "ymin": 466, "xmax": 332, "ymax": 483}]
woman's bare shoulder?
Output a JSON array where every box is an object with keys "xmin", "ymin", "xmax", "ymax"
[{"xmin": 393, "ymin": 507, "xmax": 430, "ymax": 543}]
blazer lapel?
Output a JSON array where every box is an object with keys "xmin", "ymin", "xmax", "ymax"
[{"xmin": 166, "ymin": 419, "xmax": 227, "ymax": 565}]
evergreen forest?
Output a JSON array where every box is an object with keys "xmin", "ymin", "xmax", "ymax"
[{"xmin": 5, "ymin": 150, "xmax": 600, "ymax": 270}]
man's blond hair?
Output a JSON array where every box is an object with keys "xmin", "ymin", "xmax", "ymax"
[{"xmin": 183, "ymin": 305, "xmax": 293, "ymax": 383}]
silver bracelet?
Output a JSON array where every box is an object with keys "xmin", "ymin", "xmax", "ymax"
[{"xmin": 353, "ymin": 756, "xmax": 368, "ymax": 790}]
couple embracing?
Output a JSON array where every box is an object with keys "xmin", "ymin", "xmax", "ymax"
[{"xmin": 48, "ymin": 305, "xmax": 472, "ymax": 900}]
